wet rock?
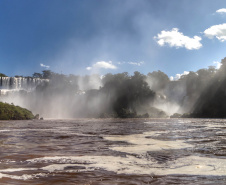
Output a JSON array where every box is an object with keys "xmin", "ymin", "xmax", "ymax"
[{"xmin": 34, "ymin": 114, "xmax": 39, "ymax": 119}]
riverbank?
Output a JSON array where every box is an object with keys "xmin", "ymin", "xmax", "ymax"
[{"xmin": 0, "ymin": 102, "xmax": 34, "ymax": 120}]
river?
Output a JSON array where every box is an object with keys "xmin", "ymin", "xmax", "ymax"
[{"xmin": 0, "ymin": 118, "xmax": 226, "ymax": 184}]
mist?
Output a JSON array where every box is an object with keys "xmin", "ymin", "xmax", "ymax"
[{"xmin": 1, "ymin": 58, "xmax": 226, "ymax": 119}]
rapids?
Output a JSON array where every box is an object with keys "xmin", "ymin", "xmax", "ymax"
[{"xmin": 0, "ymin": 118, "xmax": 226, "ymax": 184}]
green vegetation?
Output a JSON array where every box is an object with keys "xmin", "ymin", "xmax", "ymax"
[
  {"xmin": 192, "ymin": 58, "xmax": 226, "ymax": 118},
  {"xmin": 0, "ymin": 73, "xmax": 7, "ymax": 77},
  {"xmin": 0, "ymin": 102, "xmax": 34, "ymax": 120},
  {"xmin": 2, "ymin": 57, "xmax": 226, "ymax": 118},
  {"xmin": 32, "ymin": 71, "xmax": 165, "ymax": 118},
  {"xmin": 100, "ymin": 71, "xmax": 156, "ymax": 118},
  {"xmin": 32, "ymin": 70, "xmax": 52, "ymax": 79}
]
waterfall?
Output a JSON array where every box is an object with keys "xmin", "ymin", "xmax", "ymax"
[{"xmin": 0, "ymin": 77, "xmax": 49, "ymax": 95}]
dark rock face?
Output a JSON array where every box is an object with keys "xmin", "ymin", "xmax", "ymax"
[{"xmin": 34, "ymin": 114, "xmax": 40, "ymax": 120}]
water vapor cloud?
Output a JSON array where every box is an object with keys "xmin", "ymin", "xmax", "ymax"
[
  {"xmin": 213, "ymin": 61, "xmax": 222, "ymax": 69},
  {"xmin": 170, "ymin": 71, "xmax": 189, "ymax": 81},
  {"xmin": 204, "ymin": 23, "xmax": 226, "ymax": 42},
  {"xmin": 86, "ymin": 61, "xmax": 117, "ymax": 71},
  {"xmin": 154, "ymin": 28, "xmax": 202, "ymax": 50},
  {"xmin": 127, "ymin": 61, "xmax": 144, "ymax": 66},
  {"xmin": 216, "ymin": 8, "xmax": 226, "ymax": 14},
  {"xmin": 40, "ymin": 63, "xmax": 50, "ymax": 69},
  {"xmin": 117, "ymin": 61, "xmax": 144, "ymax": 66}
]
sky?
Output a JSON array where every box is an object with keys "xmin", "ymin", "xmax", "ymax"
[{"xmin": 0, "ymin": 0, "xmax": 226, "ymax": 79}]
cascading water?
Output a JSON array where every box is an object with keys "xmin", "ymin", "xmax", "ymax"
[
  {"xmin": 0, "ymin": 77, "xmax": 48, "ymax": 95},
  {"xmin": 0, "ymin": 77, "xmax": 49, "ymax": 115}
]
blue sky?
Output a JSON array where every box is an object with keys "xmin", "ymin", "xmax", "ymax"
[{"xmin": 0, "ymin": 0, "xmax": 226, "ymax": 79}]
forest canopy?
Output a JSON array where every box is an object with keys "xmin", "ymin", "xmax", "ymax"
[{"xmin": 1, "ymin": 58, "xmax": 226, "ymax": 118}]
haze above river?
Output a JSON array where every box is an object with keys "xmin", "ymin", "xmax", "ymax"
[{"xmin": 0, "ymin": 118, "xmax": 226, "ymax": 184}]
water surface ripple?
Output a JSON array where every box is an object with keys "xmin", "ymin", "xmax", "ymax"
[{"xmin": 0, "ymin": 118, "xmax": 226, "ymax": 184}]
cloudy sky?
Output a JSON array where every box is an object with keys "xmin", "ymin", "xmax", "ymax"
[{"xmin": 1, "ymin": 0, "xmax": 226, "ymax": 78}]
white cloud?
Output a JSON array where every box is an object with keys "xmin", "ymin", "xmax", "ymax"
[
  {"xmin": 86, "ymin": 61, "xmax": 117, "ymax": 71},
  {"xmin": 117, "ymin": 61, "xmax": 144, "ymax": 66},
  {"xmin": 216, "ymin": 8, "xmax": 226, "ymax": 14},
  {"xmin": 204, "ymin": 23, "xmax": 226, "ymax": 42},
  {"xmin": 170, "ymin": 71, "xmax": 189, "ymax": 81},
  {"xmin": 117, "ymin": 62, "xmax": 126, "ymax": 65},
  {"xmin": 154, "ymin": 28, "xmax": 202, "ymax": 50},
  {"xmin": 40, "ymin": 63, "xmax": 50, "ymax": 69},
  {"xmin": 127, "ymin": 61, "xmax": 144, "ymax": 66},
  {"xmin": 213, "ymin": 61, "xmax": 222, "ymax": 69}
]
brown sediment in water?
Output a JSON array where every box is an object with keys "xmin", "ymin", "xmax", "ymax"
[{"xmin": 0, "ymin": 118, "xmax": 226, "ymax": 184}]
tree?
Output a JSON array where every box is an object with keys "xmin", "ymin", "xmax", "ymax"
[
  {"xmin": 192, "ymin": 57, "xmax": 226, "ymax": 118},
  {"xmin": 15, "ymin": 75, "xmax": 23, "ymax": 78},
  {"xmin": 147, "ymin": 70, "xmax": 169, "ymax": 91},
  {"xmin": 101, "ymin": 72, "xmax": 155, "ymax": 117},
  {"xmin": 32, "ymin": 73, "xmax": 43, "ymax": 78},
  {"xmin": 0, "ymin": 73, "xmax": 7, "ymax": 77},
  {"xmin": 42, "ymin": 70, "xmax": 52, "ymax": 79}
]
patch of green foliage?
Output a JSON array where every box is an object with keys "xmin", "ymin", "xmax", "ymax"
[
  {"xmin": 101, "ymin": 71, "xmax": 157, "ymax": 118},
  {"xmin": 192, "ymin": 57, "xmax": 226, "ymax": 118},
  {"xmin": 32, "ymin": 70, "xmax": 168, "ymax": 118},
  {"xmin": 0, "ymin": 102, "xmax": 34, "ymax": 120},
  {"xmin": 0, "ymin": 73, "xmax": 7, "ymax": 77}
]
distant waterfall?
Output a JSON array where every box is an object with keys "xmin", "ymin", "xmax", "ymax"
[{"xmin": 0, "ymin": 77, "xmax": 48, "ymax": 92}]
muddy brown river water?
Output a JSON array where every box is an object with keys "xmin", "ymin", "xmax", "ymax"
[{"xmin": 0, "ymin": 118, "xmax": 226, "ymax": 184}]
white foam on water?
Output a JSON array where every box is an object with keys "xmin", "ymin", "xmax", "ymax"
[
  {"xmin": 0, "ymin": 128, "xmax": 98, "ymax": 139},
  {"xmin": 2, "ymin": 120, "xmax": 226, "ymax": 180},
  {"xmin": 216, "ymin": 131, "xmax": 226, "ymax": 135},
  {"xmin": 144, "ymin": 121, "xmax": 167, "ymax": 124},
  {"xmin": 0, "ymin": 130, "xmax": 11, "ymax": 132},
  {"xmin": 0, "ymin": 159, "xmax": 16, "ymax": 164},
  {"xmin": 207, "ymin": 123, "xmax": 226, "ymax": 128},
  {"xmin": 27, "ymin": 155, "xmax": 151, "ymax": 174},
  {"xmin": 24, "ymin": 127, "xmax": 226, "ymax": 176},
  {"xmin": 27, "ymin": 155, "xmax": 226, "ymax": 176},
  {"xmin": 165, "ymin": 156, "xmax": 226, "ymax": 176},
  {"xmin": 0, "ymin": 128, "xmax": 56, "ymax": 132},
  {"xmin": 145, "ymin": 120, "xmax": 191, "ymax": 124},
  {"xmin": 0, "ymin": 172, "xmax": 48, "ymax": 180},
  {"xmin": 104, "ymin": 132, "xmax": 193, "ymax": 155},
  {"xmin": 41, "ymin": 164, "xmax": 86, "ymax": 172},
  {"xmin": 0, "ymin": 168, "xmax": 37, "ymax": 172}
]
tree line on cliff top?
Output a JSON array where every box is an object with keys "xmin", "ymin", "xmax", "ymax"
[{"xmin": 1, "ymin": 58, "xmax": 226, "ymax": 118}]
